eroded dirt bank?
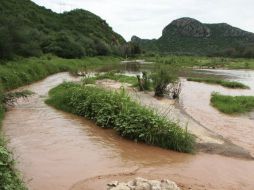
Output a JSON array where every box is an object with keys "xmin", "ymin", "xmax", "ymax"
[{"xmin": 2, "ymin": 72, "xmax": 254, "ymax": 190}]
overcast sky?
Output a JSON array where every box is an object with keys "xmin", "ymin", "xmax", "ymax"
[{"xmin": 31, "ymin": 0, "xmax": 254, "ymax": 41}]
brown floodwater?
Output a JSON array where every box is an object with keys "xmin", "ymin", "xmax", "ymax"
[
  {"xmin": 181, "ymin": 69, "xmax": 254, "ymax": 157},
  {"xmin": 2, "ymin": 72, "xmax": 254, "ymax": 190}
]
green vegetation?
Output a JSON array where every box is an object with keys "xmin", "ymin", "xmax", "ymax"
[
  {"xmin": 95, "ymin": 72, "xmax": 138, "ymax": 86},
  {"xmin": 0, "ymin": 0, "xmax": 127, "ymax": 59},
  {"xmin": 144, "ymin": 55, "xmax": 254, "ymax": 70},
  {"xmin": 0, "ymin": 134, "xmax": 27, "ymax": 190},
  {"xmin": 0, "ymin": 84, "xmax": 27, "ymax": 190},
  {"xmin": 187, "ymin": 77, "xmax": 249, "ymax": 89},
  {"xmin": 132, "ymin": 17, "xmax": 254, "ymax": 57},
  {"xmin": 151, "ymin": 65, "xmax": 179, "ymax": 97},
  {"xmin": 0, "ymin": 56, "xmax": 120, "ymax": 189},
  {"xmin": 0, "ymin": 56, "xmax": 120, "ymax": 90},
  {"xmin": 136, "ymin": 72, "xmax": 152, "ymax": 91},
  {"xmin": 211, "ymin": 93, "xmax": 254, "ymax": 114},
  {"xmin": 46, "ymin": 82, "xmax": 195, "ymax": 153}
]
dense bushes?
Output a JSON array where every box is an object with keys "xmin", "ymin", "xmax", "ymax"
[
  {"xmin": 46, "ymin": 83, "xmax": 195, "ymax": 153},
  {"xmin": 0, "ymin": 0, "xmax": 126, "ymax": 59},
  {"xmin": 213, "ymin": 44, "xmax": 254, "ymax": 58}
]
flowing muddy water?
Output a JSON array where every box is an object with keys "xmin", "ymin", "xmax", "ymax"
[
  {"xmin": 2, "ymin": 72, "xmax": 254, "ymax": 190},
  {"xmin": 181, "ymin": 69, "xmax": 254, "ymax": 157}
]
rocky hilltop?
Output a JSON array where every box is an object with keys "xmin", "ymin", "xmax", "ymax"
[
  {"xmin": 131, "ymin": 17, "xmax": 254, "ymax": 55},
  {"xmin": 162, "ymin": 17, "xmax": 211, "ymax": 37}
]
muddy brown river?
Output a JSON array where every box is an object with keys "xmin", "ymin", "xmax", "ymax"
[{"xmin": 2, "ymin": 71, "xmax": 254, "ymax": 190}]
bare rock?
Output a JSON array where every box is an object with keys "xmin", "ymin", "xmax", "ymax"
[
  {"xmin": 110, "ymin": 183, "xmax": 131, "ymax": 190},
  {"xmin": 107, "ymin": 177, "xmax": 180, "ymax": 190},
  {"xmin": 161, "ymin": 179, "xmax": 180, "ymax": 190}
]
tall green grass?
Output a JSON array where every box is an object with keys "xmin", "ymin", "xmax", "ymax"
[
  {"xmin": 187, "ymin": 77, "xmax": 249, "ymax": 89},
  {"xmin": 46, "ymin": 82, "xmax": 195, "ymax": 153},
  {"xmin": 0, "ymin": 56, "xmax": 120, "ymax": 91},
  {"xmin": 211, "ymin": 93, "xmax": 254, "ymax": 114},
  {"xmin": 0, "ymin": 134, "xmax": 27, "ymax": 190}
]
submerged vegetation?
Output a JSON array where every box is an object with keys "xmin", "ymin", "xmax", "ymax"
[
  {"xmin": 187, "ymin": 77, "xmax": 249, "ymax": 89},
  {"xmin": 46, "ymin": 82, "xmax": 195, "ymax": 153},
  {"xmin": 211, "ymin": 93, "xmax": 254, "ymax": 114}
]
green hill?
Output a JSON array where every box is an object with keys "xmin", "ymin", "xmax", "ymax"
[
  {"xmin": 0, "ymin": 0, "xmax": 125, "ymax": 59},
  {"xmin": 131, "ymin": 17, "xmax": 254, "ymax": 56}
]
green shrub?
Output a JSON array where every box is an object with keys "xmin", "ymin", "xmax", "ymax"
[
  {"xmin": 0, "ymin": 135, "xmax": 27, "ymax": 190},
  {"xmin": 136, "ymin": 71, "xmax": 152, "ymax": 91},
  {"xmin": 151, "ymin": 65, "xmax": 179, "ymax": 97},
  {"xmin": 81, "ymin": 76, "xmax": 96, "ymax": 85},
  {"xmin": 46, "ymin": 82, "xmax": 195, "ymax": 153},
  {"xmin": 211, "ymin": 93, "xmax": 254, "ymax": 114}
]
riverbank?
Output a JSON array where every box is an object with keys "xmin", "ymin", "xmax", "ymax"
[
  {"xmin": 2, "ymin": 73, "xmax": 254, "ymax": 190},
  {"xmin": 0, "ymin": 56, "xmax": 121, "ymax": 189}
]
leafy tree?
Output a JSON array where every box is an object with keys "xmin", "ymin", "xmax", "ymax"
[{"xmin": 0, "ymin": 0, "xmax": 127, "ymax": 59}]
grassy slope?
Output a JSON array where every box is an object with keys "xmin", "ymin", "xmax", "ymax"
[
  {"xmin": 0, "ymin": 56, "xmax": 120, "ymax": 90},
  {"xmin": 46, "ymin": 82, "xmax": 195, "ymax": 153},
  {"xmin": 187, "ymin": 77, "xmax": 249, "ymax": 89},
  {"xmin": 0, "ymin": 56, "xmax": 120, "ymax": 189},
  {"xmin": 211, "ymin": 93, "xmax": 254, "ymax": 114}
]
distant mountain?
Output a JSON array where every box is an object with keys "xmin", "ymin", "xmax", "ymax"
[
  {"xmin": 0, "ymin": 0, "xmax": 125, "ymax": 59},
  {"xmin": 131, "ymin": 17, "xmax": 254, "ymax": 55}
]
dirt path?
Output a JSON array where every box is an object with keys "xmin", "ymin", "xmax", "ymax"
[{"xmin": 2, "ymin": 72, "xmax": 254, "ymax": 190}]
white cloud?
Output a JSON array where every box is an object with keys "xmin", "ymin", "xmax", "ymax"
[{"xmin": 31, "ymin": 0, "xmax": 254, "ymax": 41}]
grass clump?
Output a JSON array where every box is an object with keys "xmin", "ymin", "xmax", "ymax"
[
  {"xmin": 187, "ymin": 77, "xmax": 249, "ymax": 89},
  {"xmin": 95, "ymin": 71, "xmax": 138, "ymax": 86},
  {"xmin": 46, "ymin": 82, "xmax": 195, "ymax": 153},
  {"xmin": 211, "ymin": 93, "xmax": 254, "ymax": 114},
  {"xmin": 0, "ymin": 134, "xmax": 27, "ymax": 190},
  {"xmin": 151, "ymin": 64, "xmax": 179, "ymax": 97}
]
